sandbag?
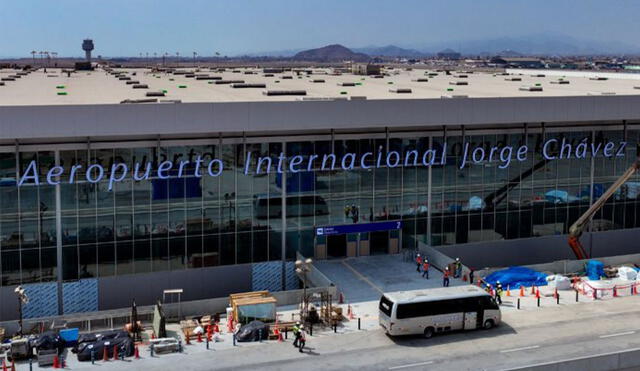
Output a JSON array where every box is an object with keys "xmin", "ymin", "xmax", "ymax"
[
  {"xmin": 546, "ymin": 275, "xmax": 572, "ymax": 290},
  {"xmin": 617, "ymin": 266, "xmax": 637, "ymax": 281},
  {"xmin": 73, "ymin": 330, "xmax": 129, "ymax": 354},
  {"xmin": 31, "ymin": 331, "xmax": 66, "ymax": 353}
]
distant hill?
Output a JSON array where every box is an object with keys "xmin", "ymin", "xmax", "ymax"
[
  {"xmin": 293, "ymin": 44, "xmax": 370, "ymax": 62},
  {"xmin": 352, "ymin": 45, "xmax": 426, "ymax": 58}
]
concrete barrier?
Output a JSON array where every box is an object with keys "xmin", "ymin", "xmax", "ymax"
[{"xmin": 502, "ymin": 347, "xmax": 640, "ymax": 371}]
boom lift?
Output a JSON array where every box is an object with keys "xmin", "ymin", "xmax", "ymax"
[{"xmin": 568, "ymin": 153, "xmax": 640, "ymax": 260}]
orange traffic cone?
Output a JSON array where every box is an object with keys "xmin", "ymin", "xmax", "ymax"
[
  {"xmin": 531, "ymin": 285, "xmax": 536, "ymax": 295},
  {"xmin": 553, "ymin": 288, "xmax": 558, "ymax": 299},
  {"xmin": 506, "ymin": 286, "xmax": 511, "ymax": 297},
  {"xmin": 275, "ymin": 328, "xmax": 283, "ymax": 342},
  {"xmin": 103, "ymin": 346, "xmax": 109, "ymax": 361},
  {"xmin": 349, "ymin": 307, "xmax": 355, "ymax": 320},
  {"xmin": 613, "ymin": 286, "xmax": 618, "ymax": 297},
  {"xmin": 53, "ymin": 355, "xmax": 60, "ymax": 368},
  {"xmin": 113, "ymin": 345, "xmax": 119, "ymax": 361},
  {"xmin": 519, "ymin": 286, "xmax": 525, "ymax": 297},
  {"xmin": 134, "ymin": 345, "xmax": 140, "ymax": 359}
]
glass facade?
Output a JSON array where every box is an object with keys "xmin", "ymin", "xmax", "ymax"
[{"xmin": 1, "ymin": 125, "xmax": 640, "ymax": 286}]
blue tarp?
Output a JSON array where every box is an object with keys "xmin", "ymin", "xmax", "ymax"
[
  {"xmin": 484, "ymin": 266, "xmax": 548, "ymax": 289},
  {"xmin": 586, "ymin": 260, "xmax": 605, "ymax": 280}
]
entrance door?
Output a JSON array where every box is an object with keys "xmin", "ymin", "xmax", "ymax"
[
  {"xmin": 327, "ymin": 234, "xmax": 347, "ymax": 258},
  {"xmin": 369, "ymin": 231, "xmax": 389, "ymax": 255}
]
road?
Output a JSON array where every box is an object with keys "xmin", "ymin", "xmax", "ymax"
[{"xmin": 45, "ymin": 294, "xmax": 640, "ymax": 371}]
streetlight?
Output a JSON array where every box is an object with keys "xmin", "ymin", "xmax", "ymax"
[
  {"xmin": 14, "ymin": 286, "xmax": 29, "ymax": 336},
  {"xmin": 295, "ymin": 258, "xmax": 313, "ymax": 321}
]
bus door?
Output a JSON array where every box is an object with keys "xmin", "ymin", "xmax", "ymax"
[{"xmin": 463, "ymin": 311, "xmax": 478, "ymax": 330}]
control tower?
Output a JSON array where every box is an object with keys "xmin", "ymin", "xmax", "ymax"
[{"xmin": 82, "ymin": 39, "xmax": 94, "ymax": 62}]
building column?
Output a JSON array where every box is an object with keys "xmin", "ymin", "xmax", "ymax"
[
  {"xmin": 55, "ymin": 150, "xmax": 63, "ymax": 315},
  {"xmin": 281, "ymin": 141, "xmax": 287, "ymax": 291}
]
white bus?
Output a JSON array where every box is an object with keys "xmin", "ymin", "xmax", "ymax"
[{"xmin": 379, "ymin": 285, "xmax": 501, "ymax": 338}]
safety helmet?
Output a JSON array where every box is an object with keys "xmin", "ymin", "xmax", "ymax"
[
  {"xmin": 456, "ymin": 258, "xmax": 460, "ymax": 261},
  {"xmin": 296, "ymin": 321, "xmax": 300, "ymax": 325},
  {"xmin": 497, "ymin": 281, "xmax": 500, "ymax": 284}
]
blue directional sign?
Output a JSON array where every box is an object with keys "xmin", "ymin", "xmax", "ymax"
[{"xmin": 316, "ymin": 220, "xmax": 402, "ymax": 236}]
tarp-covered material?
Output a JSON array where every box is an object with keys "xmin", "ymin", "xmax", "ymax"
[
  {"xmin": 484, "ymin": 266, "xmax": 547, "ymax": 289},
  {"xmin": 30, "ymin": 331, "xmax": 66, "ymax": 353},
  {"xmin": 72, "ymin": 330, "xmax": 129, "ymax": 354},
  {"xmin": 75, "ymin": 336, "xmax": 134, "ymax": 362},
  {"xmin": 236, "ymin": 321, "xmax": 270, "ymax": 342},
  {"xmin": 617, "ymin": 266, "xmax": 637, "ymax": 281},
  {"xmin": 586, "ymin": 260, "xmax": 605, "ymax": 280},
  {"xmin": 546, "ymin": 275, "xmax": 572, "ymax": 290}
]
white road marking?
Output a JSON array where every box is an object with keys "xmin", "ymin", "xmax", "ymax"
[
  {"xmin": 500, "ymin": 345, "xmax": 540, "ymax": 353},
  {"xmin": 341, "ymin": 259, "xmax": 384, "ymax": 294},
  {"xmin": 389, "ymin": 360, "xmax": 434, "ymax": 370},
  {"xmin": 599, "ymin": 331, "xmax": 635, "ymax": 338}
]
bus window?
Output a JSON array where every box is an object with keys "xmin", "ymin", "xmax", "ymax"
[
  {"xmin": 479, "ymin": 296, "xmax": 499, "ymax": 310},
  {"xmin": 379, "ymin": 295, "xmax": 393, "ymax": 317}
]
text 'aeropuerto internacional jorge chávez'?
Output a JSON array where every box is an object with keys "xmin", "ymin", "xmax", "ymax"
[{"xmin": 16, "ymin": 137, "xmax": 628, "ymax": 191}]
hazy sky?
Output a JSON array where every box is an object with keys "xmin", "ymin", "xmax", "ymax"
[{"xmin": 1, "ymin": 0, "xmax": 639, "ymax": 57}]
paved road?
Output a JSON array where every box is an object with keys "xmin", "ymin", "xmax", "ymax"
[{"xmin": 36, "ymin": 294, "xmax": 640, "ymax": 371}]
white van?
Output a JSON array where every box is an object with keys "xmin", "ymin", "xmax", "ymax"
[{"xmin": 379, "ymin": 285, "xmax": 501, "ymax": 338}]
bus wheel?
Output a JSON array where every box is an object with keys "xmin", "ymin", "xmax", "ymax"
[
  {"xmin": 483, "ymin": 320, "xmax": 494, "ymax": 330},
  {"xmin": 423, "ymin": 327, "xmax": 435, "ymax": 339}
]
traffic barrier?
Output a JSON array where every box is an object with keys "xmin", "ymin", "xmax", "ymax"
[
  {"xmin": 53, "ymin": 355, "xmax": 60, "ymax": 369},
  {"xmin": 103, "ymin": 346, "xmax": 109, "ymax": 361},
  {"xmin": 113, "ymin": 345, "xmax": 119, "ymax": 361},
  {"xmin": 519, "ymin": 286, "xmax": 525, "ymax": 297},
  {"xmin": 506, "ymin": 286, "xmax": 511, "ymax": 297}
]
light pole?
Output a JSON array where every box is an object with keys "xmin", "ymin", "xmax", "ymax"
[
  {"xmin": 14, "ymin": 286, "xmax": 29, "ymax": 336},
  {"xmin": 295, "ymin": 258, "xmax": 313, "ymax": 321}
]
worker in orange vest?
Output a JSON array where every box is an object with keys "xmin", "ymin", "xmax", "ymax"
[
  {"xmin": 415, "ymin": 253, "xmax": 423, "ymax": 272},
  {"xmin": 422, "ymin": 259, "xmax": 430, "ymax": 279},
  {"xmin": 443, "ymin": 267, "xmax": 450, "ymax": 287}
]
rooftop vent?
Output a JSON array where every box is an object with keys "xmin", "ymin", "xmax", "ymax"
[
  {"xmin": 504, "ymin": 77, "xmax": 522, "ymax": 81},
  {"xmin": 371, "ymin": 75, "xmax": 384, "ymax": 79},
  {"xmin": 231, "ymin": 83, "xmax": 267, "ymax": 88},
  {"xmin": 120, "ymin": 98, "xmax": 158, "ymax": 104},
  {"xmin": 243, "ymin": 71, "xmax": 256, "ymax": 75},
  {"xmin": 389, "ymin": 88, "xmax": 412, "ymax": 93},
  {"xmin": 132, "ymin": 84, "xmax": 149, "ymax": 89},
  {"xmin": 118, "ymin": 77, "xmax": 131, "ymax": 81},
  {"xmin": 215, "ymin": 80, "xmax": 245, "ymax": 85},
  {"xmin": 263, "ymin": 68, "xmax": 284, "ymax": 74},
  {"xmin": 282, "ymin": 76, "xmax": 293, "ymax": 79},
  {"xmin": 196, "ymin": 76, "xmax": 222, "ymax": 80},
  {"xmin": 232, "ymin": 70, "xmax": 242, "ymax": 73},
  {"xmin": 337, "ymin": 82, "xmax": 356, "ymax": 87},
  {"xmin": 310, "ymin": 79, "xmax": 325, "ymax": 83},
  {"xmin": 441, "ymin": 94, "xmax": 469, "ymax": 99},
  {"xmin": 449, "ymin": 81, "xmax": 468, "ymax": 86},
  {"xmin": 519, "ymin": 85, "xmax": 543, "ymax": 92},
  {"xmin": 427, "ymin": 72, "xmax": 438, "ymax": 77},
  {"xmin": 0, "ymin": 82, "xmax": 4, "ymax": 86},
  {"xmin": 550, "ymin": 80, "xmax": 570, "ymax": 84},
  {"xmin": 531, "ymin": 74, "xmax": 546, "ymax": 78},
  {"xmin": 1, "ymin": 77, "xmax": 15, "ymax": 81},
  {"xmin": 262, "ymin": 90, "xmax": 307, "ymax": 96},
  {"xmin": 634, "ymin": 86, "xmax": 640, "ymax": 89},
  {"xmin": 263, "ymin": 74, "xmax": 275, "ymax": 77},
  {"xmin": 412, "ymin": 78, "xmax": 429, "ymax": 82},
  {"xmin": 588, "ymin": 91, "xmax": 616, "ymax": 95},
  {"xmin": 350, "ymin": 96, "xmax": 367, "ymax": 100},
  {"xmin": 589, "ymin": 77, "xmax": 609, "ymax": 81},
  {"xmin": 184, "ymin": 74, "xmax": 195, "ymax": 78},
  {"xmin": 455, "ymin": 74, "xmax": 468, "ymax": 78},
  {"xmin": 297, "ymin": 97, "xmax": 348, "ymax": 101},
  {"xmin": 125, "ymin": 80, "xmax": 140, "ymax": 85},
  {"xmin": 146, "ymin": 91, "xmax": 166, "ymax": 97}
]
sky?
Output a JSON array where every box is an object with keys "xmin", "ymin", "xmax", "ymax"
[{"xmin": 1, "ymin": 0, "xmax": 639, "ymax": 57}]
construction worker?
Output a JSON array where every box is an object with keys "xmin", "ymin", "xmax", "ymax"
[
  {"xmin": 485, "ymin": 283, "xmax": 492, "ymax": 294},
  {"xmin": 298, "ymin": 325, "xmax": 307, "ymax": 353},
  {"xmin": 495, "ymin": 281, "xmax": 503, "ymax": 305},
  {"xmin": 292, "ymin": 321, "xmax": 301, "ymax": 347},
  {"xmin": 416, "ymin": 253, "xmax": 423, "ymax": 272},
  {"xmin": 422, "ymin": 259, "xmax": 430, "ymax": 279},
  {"xmin": 443, "ymin": 267, "xmax": 450, "ymax": 287},
  {"xmin": 454, "ymin": 258, "xmax": 462, "ymax": 278}
]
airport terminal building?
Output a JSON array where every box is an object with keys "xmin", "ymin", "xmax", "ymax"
[{"xmin": 1, "ymin": 66, "xmax": 640, "ymax": 319}]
